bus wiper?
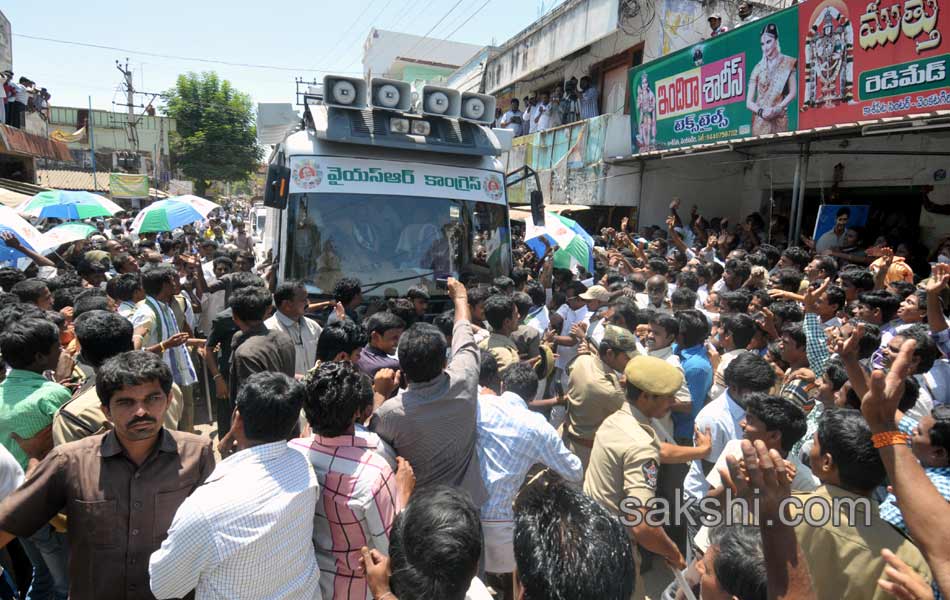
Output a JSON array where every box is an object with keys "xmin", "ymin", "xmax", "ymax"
[{"xmin": 361, "ymin": 271, "xmax": 437, "ymax": 294}]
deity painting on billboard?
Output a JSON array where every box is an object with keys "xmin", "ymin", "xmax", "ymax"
[
  {"xmin": 747, "ymin": 23, "xmax": 798, "ymax": 134},
  {"xmin": 636, "ymin": 73, "xmax": 658, "ymax": 151},
  {"xmin": 803, "ymin": 6, "xmax": 855, "ymax": 109}
]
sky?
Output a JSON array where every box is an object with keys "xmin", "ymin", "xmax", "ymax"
[{"xmin": 6, "ymin": 0, "xmax": 554, "ymax": 113}]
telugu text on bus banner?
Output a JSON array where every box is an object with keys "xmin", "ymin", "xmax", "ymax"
[{"xmin": 288, "ymin": 156, "xmax": 507, "ymax": 205}]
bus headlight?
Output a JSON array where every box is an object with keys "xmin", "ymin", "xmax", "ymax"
[
  {"xmin": 410, "ymin": 120, "xmax": 431, "ymax": 136},
  {"xmin": 390, "ymin": 117, "xmax": 410, "ymax": 134}
]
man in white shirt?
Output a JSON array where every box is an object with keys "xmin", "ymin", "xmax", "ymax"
[
  {"xmin": 682, "ymin": 353, "xmax": 776, "ymax": 552},
  {"xmin": 533, "ymin": 92, "xmax": 552, "ymax": 132},
  {"xmin": 498, "ymin": 99, "xmax": 525, "ymax": 137},
  {"xmin": 477, "ymin": 363, "xmax": 582, "ymax": 580},
  {"xmin": 265, "ymin": 280, "xmax": 322, "ymax": 377},
  {"xmin": 709, "ymin": 314, "xmax": 755, "ymax": 399},
  {"xmin": 552, "ymin": 282, "xmax": 591, "ymax": 388},
  {"xmin": 149, "ymin": 372, "xmax": 321, "ymax": 600}
]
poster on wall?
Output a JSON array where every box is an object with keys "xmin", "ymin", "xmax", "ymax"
[
  {"xmin": 812, "ymin": 204, "xmax": 870, "ymax": 249},
  {"xmin": 629, "ymin": 10, "xmax": 800, "ymax": 152},
  {"xmin": 798, "ymin": 0, "xmax": 949, "ymax": 127}
]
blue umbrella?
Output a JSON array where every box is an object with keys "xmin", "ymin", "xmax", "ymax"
[{"xmin": 19, "ymin": 190, "xmax": 123, "ymax": 220}]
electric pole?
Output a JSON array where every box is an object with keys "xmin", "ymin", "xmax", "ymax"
[{"xmin": 116, "ymin": 59, "xmax": 139, "ymax": 150}]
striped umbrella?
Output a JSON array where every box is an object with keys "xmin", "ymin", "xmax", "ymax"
[
  {"xmin": 524, "ymin": 211, "xmax": 595, "ymax": 274},
  {"xmin": 42, "ymin": 222, "xmax": 98, "ymax": 247},
  {"xmin": 19, "ymin": 190, "xmax": 123, "ymax": 220},
  {"xmin": 0, "ymin": 205, "xmax": 50, "ymax": 262},
  {"xmin": 131, "ymin": 197, "xmax": 218, "ymax": 234}
]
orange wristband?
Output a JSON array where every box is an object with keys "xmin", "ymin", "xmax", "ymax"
[{"xmin": 871, "ymin": 431, "xmax": 910, "ymax": 449}]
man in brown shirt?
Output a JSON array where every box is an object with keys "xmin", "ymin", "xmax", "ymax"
[
  {"xmin": 227, "ymin": 286, "xmax": 295, "ymax": 401},
  {"xmin": 0, "ymin": 350, "xmax": 215, "ymax": 600}
]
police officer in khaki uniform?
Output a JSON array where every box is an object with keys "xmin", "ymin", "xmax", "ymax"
[
  {"xmin": 787, "ymin": 408, "xmax": 932, "ymax": 600},
  {"xmin": 479, "ymin": 293, "xmax": 522, "ymax": 372},
  {"xmin": 584, "ymin": 354, "xmax": 687, "ymax": 600},
  {"xmin": 562, "ymin": 325, "xmax": 638, "ymax": 469}
]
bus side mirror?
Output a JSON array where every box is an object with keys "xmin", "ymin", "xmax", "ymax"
[
  {"xmin": 530, "ymin": 190, "xmax": 545, "ymax": 227},
  {"xmin": 263, "ymin": 164, "xmax": 291, "ymax": 209}
]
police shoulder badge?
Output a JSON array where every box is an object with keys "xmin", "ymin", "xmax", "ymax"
[{"xmin": 642, "ymin": 459, "xmax": 659, "ymax": 490}]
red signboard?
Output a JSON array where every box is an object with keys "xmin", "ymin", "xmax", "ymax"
[{"xmin": 798, "ymin": 0, "xmax": 950, "ymax": 128}]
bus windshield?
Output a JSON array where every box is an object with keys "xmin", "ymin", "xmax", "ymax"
[{"xmin": 285, "ymin": 192, "xmax": 511, "ymax": 296}]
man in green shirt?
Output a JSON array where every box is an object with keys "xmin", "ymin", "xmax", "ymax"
[
  {"xmin": 0, "ymin": 317, "xmax": 71, "ymax": 470},
  {"xmin": 0, "ymin": 316, "xmax": 71, "ymax": 599}
]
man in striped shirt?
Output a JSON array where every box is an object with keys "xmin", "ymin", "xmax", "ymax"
[
  {"xmin": 578, "ymin": 76, "xmax": 599, "ymax": 120},
  {"xmin": 292, "ymin": 361, "xmax": 415, "ymax": 600}
]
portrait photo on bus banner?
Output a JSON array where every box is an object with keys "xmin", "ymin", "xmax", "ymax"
[{"xmin": 812, "ymin": 204, "xmax": 870, "ymax": 243}]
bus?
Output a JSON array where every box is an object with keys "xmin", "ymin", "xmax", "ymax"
[{"xmin": 259, "ymin": 76, "xmax": 514, "ymax": 300}]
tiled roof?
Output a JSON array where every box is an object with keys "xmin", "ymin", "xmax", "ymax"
[{"xmin": 35, "ymin": 169, "xmax": 168, "ymax": 197}]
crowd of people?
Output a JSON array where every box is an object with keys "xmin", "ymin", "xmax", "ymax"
[
  {"xmin": 0, "ymin": 194, "xmax": 948, "ymax": 600},
  {"xmin": 2, "ymin": 70, "xmax": 52, "ymax": 129},
  {"xmin": 494, "ymin": 74, "xmax": 600, "ymax": 137}
]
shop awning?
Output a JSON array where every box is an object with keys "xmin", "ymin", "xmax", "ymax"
[
  {"xmin": 0, "ymin": 124, "xmax": 73, "ymax": 162},
  {"xmin": 608, "ymin": 110, "xmax": 950, "ymax": 164}
]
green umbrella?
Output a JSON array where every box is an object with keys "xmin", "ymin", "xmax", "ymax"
[
  {"xmin": 18, "ymin": 190, "xmax": 123, "ymax": 220},
  {"xmin": 42, "ymin": 222, "xmax": 98, "ymax": 247}
]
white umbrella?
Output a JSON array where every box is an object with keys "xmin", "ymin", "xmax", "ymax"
[
  {"xmin": 0, "ymin": 205, "xmax": 51, "ymax": 262},
  {"xmin": 165, "ymin": 194, "xmax": 220, "ymax": 216}
]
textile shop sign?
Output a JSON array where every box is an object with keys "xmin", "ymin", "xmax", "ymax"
[
  {"xmin": 628, "ymin": 0, "xmax": 950, "ymax": 153},
  {"xmin": 629, "ymin": 10, "xmax": 800, "ymax": 152},
  {"xmin": 288, "ymin": 156, "xmax": 507, "ymax": 205}
]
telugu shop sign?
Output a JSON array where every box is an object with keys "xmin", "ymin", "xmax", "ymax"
[{"xmin": 629, "ymin": 0, "xmax": 949, "ymax": 153}]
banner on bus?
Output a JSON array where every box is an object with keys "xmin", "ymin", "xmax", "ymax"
[
  {"xmin": 798, "ymin": 0, "xmax": 949, "ymax": 128},
  {"xmin": 629, "ymin": 9, "xmax": 799, "ymax": 153},
  {"xmin": 288, "ymin": 156, "xmax": 507, "ymax": 205}
]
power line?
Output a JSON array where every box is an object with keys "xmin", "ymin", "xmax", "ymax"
[
  {"xmin": 341, "ymin": 0, "xmax": 403, "ymax": 72},
  {"xmin": 319, "ymin": 0, "xmax": 386, "ymax": 69},
  {"xmin": 416, "ymin": 0, "xmax": 496, "ymax": 66},
  {"xmin": 398, "ymin": 0, "xmax": 469, "ymax": 61},
  {"xmin": 412, "ymin": 0, "xmax": 484, "ymax": 58},
  {"xmin": 14, "ymin": 33, "xmax": 362, "ymax": 74}
]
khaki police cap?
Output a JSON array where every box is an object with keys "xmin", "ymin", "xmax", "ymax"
[
  {"xmin": 603, "ymin": 325, "xmax": 639, "ymax": 355},
  {"xmin": 624, "ymin": 355, "xmax": 684, "ymax": 396},
  {"xmin": 579, "ymin": 285, "xmax": 611, "ymax": 302}
]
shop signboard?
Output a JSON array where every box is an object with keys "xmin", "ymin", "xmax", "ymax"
[
  {"xmin": 798, "ymin": 0, "xmax": 949, "ymax": 127},
  {"xmin": 629, "ymin": 9, "xmax": 800, "ymax": 152},
  {"xmin": 798, "ymin": 0, "xmax": 950, "ymax": 129}
]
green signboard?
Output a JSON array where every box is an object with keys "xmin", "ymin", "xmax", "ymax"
[{"xmin": 630, "ymin": 9, "xmax": 799, "ymax": 152}]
